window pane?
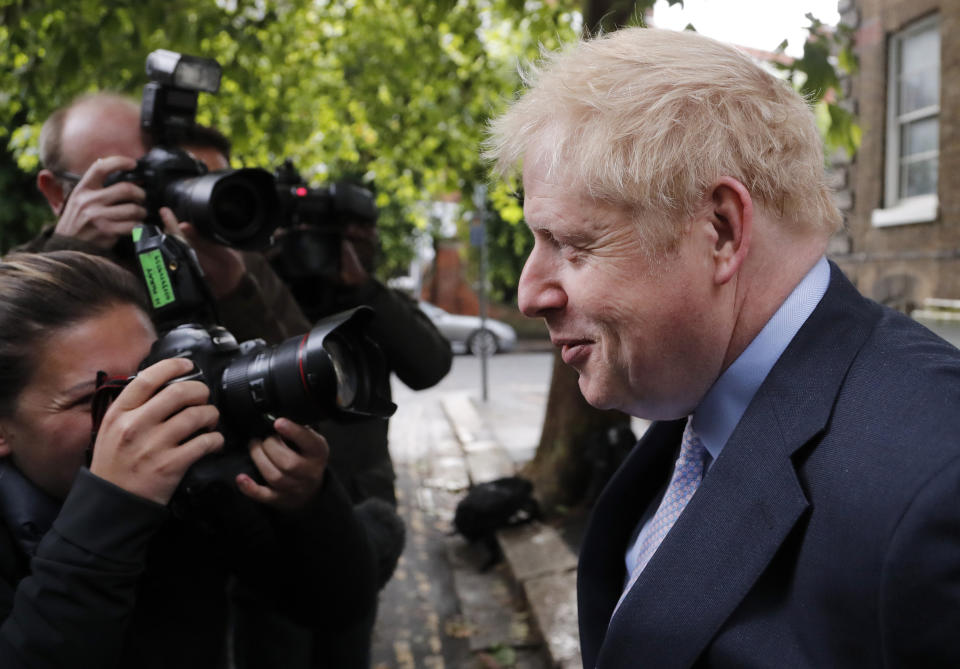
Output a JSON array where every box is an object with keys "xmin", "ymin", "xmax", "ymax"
[
  {"xmin": 901, "ymin": 28, "xmax": 939, "ymax": 75},
  {"xmin": 900, "ymin": 158, "xmax": 938, "ymax": 198},
  {"xmin": 898, "ymin": 28, "xmax": 940, "ymax": 113},
  {"xmin": 901, "ymin": 117, "xmax": 939, "ymax": 156},
  {"xmin": 899, "ymin": 69, "xmax": 939, "ymax": 112}
]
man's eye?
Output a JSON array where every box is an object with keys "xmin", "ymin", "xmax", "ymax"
[{"xmin": 559, "ymin": 242, "xmax": 585, "ymax": 262}]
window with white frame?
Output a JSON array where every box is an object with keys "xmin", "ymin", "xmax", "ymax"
[{"xmin": 872, "ymin": 15, "xmax": 940, "ymax": 227}]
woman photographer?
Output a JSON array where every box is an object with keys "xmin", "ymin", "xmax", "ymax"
[{"xmin": 0, "ymin": 251, "xmax": 377, "ymax": 668}]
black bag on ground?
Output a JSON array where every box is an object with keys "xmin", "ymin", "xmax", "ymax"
[{"xmin": 454, "ymin": 476, "xmax": 540, "ymax": 545}]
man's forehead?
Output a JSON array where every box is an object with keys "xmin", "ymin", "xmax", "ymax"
[
  {"xmin": 522, "ymin": 160, "xmax": 596, "ymax": 217},
  {"xmin": 62, "ymin": 100, "xmax": 145, "ymax": 170}
]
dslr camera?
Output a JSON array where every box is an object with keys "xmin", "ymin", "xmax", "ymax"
[
  {"xmin": 104, "ymin": 49, "xmax": 279, "ymax": 250},
  {"xmin": 91, "ymin": 50, "xmax": 396, "ymax": 506},
  {"xmin": 93, "ymin": 224, "xmax": 396, "ymax": 503},
  {"xmin": 271, "ymin": 159, "xmax": 378, "ymax": 283}
]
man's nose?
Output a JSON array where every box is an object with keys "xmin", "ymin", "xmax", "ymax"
[{"xmin": 517, "ymin": 252, "xmax": 566, "ymax": 318}]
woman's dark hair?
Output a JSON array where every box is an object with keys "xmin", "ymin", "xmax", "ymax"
[{"xmin": 0, "ymin": 251, "xmax": 149, "ymax": 417}]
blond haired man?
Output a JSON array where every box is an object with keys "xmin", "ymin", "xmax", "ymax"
[{"xmin": 487, "ymin": 27, "xmax": 960, "ymax": 668}]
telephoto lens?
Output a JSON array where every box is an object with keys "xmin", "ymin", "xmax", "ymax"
[
  {"xmin": 139, "ymin": 306, "xmax": 396, "ymax": 444},
  {"xmin": 217, "ymin": 306, "xmax": 396, "ymax": 434}
]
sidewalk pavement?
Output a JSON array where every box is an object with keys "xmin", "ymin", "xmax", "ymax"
[
  {"xmin": 441, "ymin": 392, "xmax": 583, "ymax": 669},
  {"xmin": 375, "ymin": 363, "xmax": 583, "ymax": 669}
]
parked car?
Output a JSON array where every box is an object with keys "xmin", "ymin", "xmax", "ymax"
[{"xmin": 418, "ymin": 301, "xmax": 517, "ymax": 355}]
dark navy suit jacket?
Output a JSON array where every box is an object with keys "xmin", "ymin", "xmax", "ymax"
[{"xmin": 578, "ymin": 263, "xmax": 960, "ymax": 668}]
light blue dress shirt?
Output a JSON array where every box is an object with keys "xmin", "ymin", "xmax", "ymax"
[{"xmin": 622, "ymin": 256, "xmax": 831, "ymax": 584}]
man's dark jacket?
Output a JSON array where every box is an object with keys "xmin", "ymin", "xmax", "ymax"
[{"xmin": 579, "ymin": 263, "xmax": 960, "ymax": 668}]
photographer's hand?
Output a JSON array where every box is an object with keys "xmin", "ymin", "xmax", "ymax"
[
  {"xmin": 339, "ymin": 236, "xmax": 371, "ymax": 287},
  {"xmin": 158, "ymin": 207, "xmax": 246, "ymax": 298},
  {"xmin": 89, "ymin": 357, "xmax": 224, "ymax": 505},
  {"xmin": 51, "ymin": 156, "xmax": 148, "ymax": 248},
  {"xmin": 237, "ymin": 417, "xmax": 329, "ymax": 510}
]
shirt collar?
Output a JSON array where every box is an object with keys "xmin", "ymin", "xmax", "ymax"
[{"xmin": 691, "ymin": 256, "xmax": 831, "ymax": 463}]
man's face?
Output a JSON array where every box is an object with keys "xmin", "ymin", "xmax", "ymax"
[
  {"xmin": 183, "ymin": 145, "xmax": 229, "ymax": 172},
  {"xmin": 518, "ymin": 158, "xmax": 727, "ymax": 420},
  {"xmin": 61, "ymin": 99, "xmax": 145, "ymax": 174}
]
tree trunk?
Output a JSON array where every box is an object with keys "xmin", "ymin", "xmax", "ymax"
[{"xmin": 583, "ymin": 0, "xmax": 649, "ymax": 35}]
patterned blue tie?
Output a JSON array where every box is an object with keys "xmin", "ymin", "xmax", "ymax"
[{"xmin": 622, "ymin": 418, "xmax": 707, "ymax": 596}]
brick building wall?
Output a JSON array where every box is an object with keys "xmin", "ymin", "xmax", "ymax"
[{"xmin": 832, "ymin": 0, "xmax": 960, "ymax": 312}]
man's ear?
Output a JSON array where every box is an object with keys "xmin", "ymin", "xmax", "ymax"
[
  {"xmin": 36, "ymin": 170, "xmax": 66, "ymax": 216},
  {"xmin": 707, "ymin": 177, "xmax": 752, "ymax": 285}
]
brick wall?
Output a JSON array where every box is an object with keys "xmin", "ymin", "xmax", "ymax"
[
  {"xmin": 833, "ymin": 0, "xmax": 960, "ymax": 312},
  {"xmin": 420, "ymin": 240, "xmax": 481, "ymax": 315}
]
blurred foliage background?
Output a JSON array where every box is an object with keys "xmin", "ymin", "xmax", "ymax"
[
  {"xmin": 0, "ymin": 0, "xmax": 854, "ymax": 303},
  {"xmin": 0, "ymin": 0, "xmax": 581, "ymax": 285}
]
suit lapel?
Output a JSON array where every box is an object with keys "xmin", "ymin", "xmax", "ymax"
[
  {"xmin": 582, "ymin": 264, "xmax": 884, "ymax": 668},
  {"xmin": 578, "ymin": 419, "xmax": 685, "ymax": 665},
  {"xmin": 600, "ymin": 389, "xmax": 808, "ymax": 668}
]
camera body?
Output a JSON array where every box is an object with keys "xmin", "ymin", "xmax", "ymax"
[
  {"xmin": 105, "ymin": 49, "xmax": 279, "ymax": 250},
  {"xmin": 272, "ymin": 159, "xmax": 378, "ymax": 282},
  {"xmin": 91, "ymin": 222, "xmax": 396, "ymax": 503},
  {"xmin": 105, "ymin": 146, "xmax": 279, "ymax": 250},
  {"xmin": 137, "ymin": 309, "xmax": 395, "ymax": 495}
]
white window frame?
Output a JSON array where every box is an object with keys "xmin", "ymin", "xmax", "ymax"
[{"xmin": 872, "ymin": 14, "xmax": 940, "ymax": 228}]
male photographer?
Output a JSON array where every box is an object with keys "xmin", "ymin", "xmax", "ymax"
[
  {"xmin": 175, "ymin": 120, "xmax": 454, "ymax": 505},
  {"xmin": 181, "ymin": 125, "xmax": 453, "ymax": 668},
  {"xmin": 271, "ymin": 199, "xmax": 455, "ymax": 506},
  {"xmin": 27, "ymin": 92, "xmax": 310, "ymax": 345}
]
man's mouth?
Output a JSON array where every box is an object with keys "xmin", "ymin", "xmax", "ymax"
[{"xmin": 554, "ymin": 338, "xmax": 593, "ymax": 366}]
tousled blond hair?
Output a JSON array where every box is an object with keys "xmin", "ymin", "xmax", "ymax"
[{"xmin": 485, "ymin": 27, "xmax": 842, "ymax": 253}]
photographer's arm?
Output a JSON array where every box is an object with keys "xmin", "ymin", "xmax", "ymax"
[
  {"xmin": 334, "ymin": 279, "xmax": 453, "ymax": 390},
  {"xmin": 233, "ymin": 419, "xmax": 378, "ymax": 626},
  {"xmin": 221, "ymin": 251, "xmax": 312, "ymax": 344},
  {"xmin": 158, "ymin": 209, "xmax": 311, "ymax": 345},
  {"xmin": 0, "ymin": 471, "xmax": 168, "ymax": 668},
  {"xmin": 330, "ymin": 235, "xmax": 451, "ymax": 387}
]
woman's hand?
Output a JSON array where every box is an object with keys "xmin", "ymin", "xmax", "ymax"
[
  {"xmin": 237, "ymin": 418, "xmax": 329, "ymax": 510},
  {"xmin": 90, "ymin": 357, "xmax": 224, "ymax": 505}
]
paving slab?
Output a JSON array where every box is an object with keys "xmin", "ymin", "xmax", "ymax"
[
  {"xmin": 465, "ymin": 450, "xmax": 516, "ymax": 484},
  {"xmin": 523, "ymin": 570, "xmax": 582, "ymax": 669},
  {"xmin": 498, "ymin": 522, "xmax": 579, "ymax": 582},
  {"xmin": 440, "ymin": 393, "xmax": 488, "ymax": 444},
  {"xmin": 423, "ymin": 454, "xmax": 470, "ymax": 492},
  {"xmin": 452, "ymin": 564, "xmax": 542, "ymax": 652}
]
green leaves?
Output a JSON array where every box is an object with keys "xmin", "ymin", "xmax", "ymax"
[
  {"xmin": 774, "ymin": 12, "xmax": 860, "ymax": 157},
  {"xmin": 0, "ymin": 0, "xmax": 580, "ymax": 256},
  {"xmin": 1, "ymin": 0, "xmax": 860, "ymax": 287}
]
